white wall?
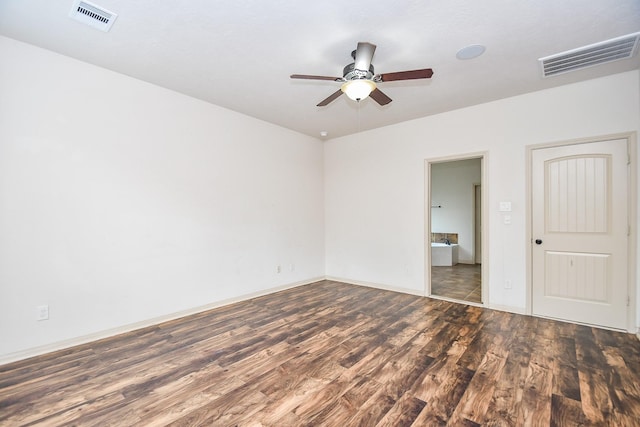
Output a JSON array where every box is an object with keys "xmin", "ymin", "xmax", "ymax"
[
  {"xmin": 325, "ymin": 70, "xmax": 640, "ymax": 318},
  {"xmin": 431, "ymin": 159, "xmax": 481, "ymax": 263},
  {"xmin": 0, "ymin": 36, "xmax": 325, "ymax": 360},
  {"xmin": 1, "ymin": 36, "xmax": 639, "ymax": 363}
]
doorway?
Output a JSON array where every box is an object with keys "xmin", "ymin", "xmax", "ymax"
[
  {"xmin": 529, "ymin": 135, "xmax": 636, "ymax": 330},
  {"xmin": 475, "ymin": 184, "xmax": 482, "ymax": 264},
  {"xmin": 426, "ymin": 154, "xmax": 487, "ymax": 305}
]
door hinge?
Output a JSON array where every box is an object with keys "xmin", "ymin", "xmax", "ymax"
[{"xmin": 628, "ymin": 295, "xmax": 631, "ymax": 307}]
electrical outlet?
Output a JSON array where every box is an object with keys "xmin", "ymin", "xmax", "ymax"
[
  {"xmin": 504, "ymin": 280, "xmax": 512, "ymax": 289},
  {"xmin": 36, "ymin": 305, "xmax": 49, "ymax": 321},
  {"xmin": 276, "ymin": 265, "xmax": 281, "ymax": 274}
]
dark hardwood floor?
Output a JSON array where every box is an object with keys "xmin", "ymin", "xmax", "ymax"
[
  {"xmin": 1, "ymin": 280, "xmax": 639, "ymax": 426},
  {"xmin": 431, "ymin": 264, "xmax": 482, "ymax": 303}
]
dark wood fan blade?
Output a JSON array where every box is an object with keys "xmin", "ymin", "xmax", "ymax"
[
  {"xmin": 354, "ymin": 42, "xmax": 376, "ymax": 71},
  {"xmin": 378, "ymin": 68, "xmax": 434, "ymax": 82},
  {"xmin": 291, "ymin": 74, "xmax": 342, "ymax": 81},
  {"xmin": 317, "ymin": 89, "xmax": 343, "ymax": 106},
  {"xmin": 369, "ymin": 88, "xmax": 392, "ymax": 106}
]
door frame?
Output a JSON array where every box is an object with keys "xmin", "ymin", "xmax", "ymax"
[
  {"xmin": 525, "ymin": 132, "xmax": 637, "ymax": 332},
  {"xmin": 424, "ymin": 152, "xmax": 489, "ymax": 305},
  {"xmin": 474, "ymin": 183, "xmax": 482, "ymax": 264}
]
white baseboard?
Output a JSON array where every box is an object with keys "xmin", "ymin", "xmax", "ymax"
[
  {"xmin": 325, "ymin": 276, "xmax": 424, "ymax": 297},
  {"xmin": 326, "ymin": 277, "xmax": 531, "ymax": 316},
  {"xmin": 486, "ymin": 303, "xmax": 527, "ymax": 315},
  {"xmin": 0, "ymin": 277, "xmax": 324, "ymax": 366}
]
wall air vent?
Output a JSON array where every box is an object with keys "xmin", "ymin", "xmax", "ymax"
[
  {"xmin": 69, "ymin": 0, "xmax": 117, "ymax": 32},
  {"xmin": 539, "ymin": 32, "xmax": 640, "ymax": 77}
]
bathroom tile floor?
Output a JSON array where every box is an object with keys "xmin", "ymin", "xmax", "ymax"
[{"xmin": 431, "ymin": 263, "xmax": 481, "ymax": 303}]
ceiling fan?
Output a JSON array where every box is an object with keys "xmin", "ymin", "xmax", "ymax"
[{"xmin": 291, "ymin": 42, "xmax": 433, "ymax": 107}]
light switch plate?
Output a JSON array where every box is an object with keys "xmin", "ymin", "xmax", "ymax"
[
  {"xmin": 499, "ymin": 202, "xmax": 512, "ymax": 212},
  {"xmin": 36, "ymin": 305, "xmax": 49, "ymax": 321}
]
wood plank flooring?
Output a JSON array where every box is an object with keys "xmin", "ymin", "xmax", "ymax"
[
  {"xmin": 1, "ymin": 280, "xmax": 640, "ymax": 426},
  {"xmin": 431, "ymin": 264, "xmax": 482, "ymax": 303}
]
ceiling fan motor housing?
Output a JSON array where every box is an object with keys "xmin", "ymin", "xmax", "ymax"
[{"xmin": 343, "ymin": 63, "xmax": 375, "ymax": 81}]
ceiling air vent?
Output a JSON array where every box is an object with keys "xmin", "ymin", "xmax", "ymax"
[
  {"xmin": 69, "ymin": 0, "xmax": 118, "ymax": 32},
  {"xmin": 539, "ymin": 32, "xmax": 640, "ymax": 78}
]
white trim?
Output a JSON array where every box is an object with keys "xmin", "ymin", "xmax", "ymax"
[
  {"xmin": 628, "ymin": 133, "xmax": 638, "ymax": 334},
  {"xmin": 424, "ymin": 152, "xmax": 489, "ymax": 306},
  {"xmin": 487, "ymin": 303, "xmax": 527, "ymax": 315},
  {"xmin": 324, "ymin": 276, "xmax": 424, "ymax": 297},
  {"xmin": 0, "ymin": 277, "xmax": 324, "ymax": 366},
  {"xmin": 525, "ymin": 145, "xmax": 534, "ymax": 316},
  {"xmin": 329, "ymin": 277, "xmax": 522, "ymax": 315}
]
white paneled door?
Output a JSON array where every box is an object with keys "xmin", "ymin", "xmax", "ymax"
[{"xmin": 532, "ymin": 138, "xmax": 629, "ymax": 330}]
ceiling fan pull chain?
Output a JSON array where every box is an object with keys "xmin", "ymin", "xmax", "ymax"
[{"xmin": 357, "ymin": 100, "xmax": 362, "ymax": 136}]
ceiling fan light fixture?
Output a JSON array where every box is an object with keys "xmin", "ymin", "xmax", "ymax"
[{"xmin": 341, "ymin": 79, "xmax": 376, "ymax": 101}]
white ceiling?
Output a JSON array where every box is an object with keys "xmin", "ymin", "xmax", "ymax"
[{"xmin": 1, "ymin": 0, "xmax": 639, "ymax": 139}]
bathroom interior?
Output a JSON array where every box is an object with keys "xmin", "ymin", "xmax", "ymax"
[{"xmin": 429, "ymin": 157, "xmax": 482, "ymax": 303}]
